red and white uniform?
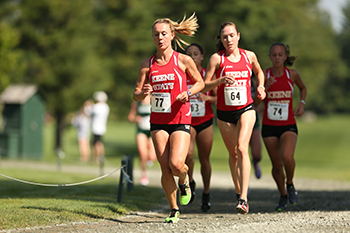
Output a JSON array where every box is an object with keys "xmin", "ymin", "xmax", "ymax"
[
  {"xmin": 148, "ymin": 51, "xmax": 191, "ymax": 125},
  {"xmin": 187, "ymin": 68, "xmax": 214, "ymax": 126},
  {"xmin": 262, "ymin": 67, "xmax": 296, "ymax": 126},
  {"xmin": 216, "ymin": 49, "xmax": 253, "ymax": 111}
]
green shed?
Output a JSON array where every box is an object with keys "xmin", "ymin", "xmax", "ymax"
[{"xmin": 0, "ymin": 84, "xmax": 44, "ymax": 160}]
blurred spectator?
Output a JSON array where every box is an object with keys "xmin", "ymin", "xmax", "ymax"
[
  {"xmin": 91, "ymin": 91, "xmax": 110, "ymax": 163},
  {"xmin": 128, "ymin": 94, "xmax": 156, "ymax": 186},
  {"xmin": 71, "ymin": 100, "xmax": 93, "ymax": 162}
]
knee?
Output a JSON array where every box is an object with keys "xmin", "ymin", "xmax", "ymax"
[
  {"xmin": 237, "ymin": 145, "xmax": 249, "ymax": 158},
  {"xmin": 187, "ymin": 146, "xmax": 195, "ymax": 158},
  {"xmin": 160, "ymin": 165, "xmax": 173, "ymax": 178},
  {"xmin": 199, "ymin": 157, "xmax": 211, "ymax": 168},
  {"xmin": 229, "ymin": 153, "xmax": 238, "ymax": 165},
  {"xmin": 272, "ymin": 164, "xmax": 284, "ymax": 174},
  {"xmin": 251, "ymin": 149, "xmax": 262, "ymax": 162},
  {"xmin": 169, "ymin": 162, "xmax": 184, "ymax": 176},
  {"xmin": 186, "ymin": 152, "xmax": 194, "ymax": 162},
  {"xmin": 283, "ymin": 155, "xmax": 295, "ymax": 165},
  {"xmin": 252, "ymin": 154, "xmax": 261, "ymax": 163},
  {"xmin": 185, "ymin": 157, "xmax": 194, "ymax": 167}
]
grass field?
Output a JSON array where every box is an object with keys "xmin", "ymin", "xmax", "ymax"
[
  {"xmin": 293, "ymin": 114, "xmax": 350, "ymax": 180},
  {"xmin": 0, "ymin": 167, "xmax": 164, "ymax": 229},
  {"xmin": 41, "ymin": 114, "xmax": 350, "ymax": 181},
  {"xmin": 0, "ymin": 113, "xmax": 349, "ymax": 229},
  {"xmin": 209, "ymin": 113, "xmax": 350, "ymax": 181}
]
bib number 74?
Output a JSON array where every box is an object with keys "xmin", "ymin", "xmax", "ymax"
[{"xmin": 267, "ymin": 102, "xmax": 289, "ymax": 121}]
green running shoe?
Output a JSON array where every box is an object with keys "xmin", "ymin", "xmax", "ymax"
[
  {"xmin": 165, "ymin": 209, "xmax": 180, "ymax": 223},
  {"xmin": 178, "ymin": 180, "xmax": 192, "ymax": 205},
  {"xmin": 275, "ymin": 195, "xmax": 288, "ymax": 212},
  {"xmin": 287, "ymin": 183, "xmax": 298, "ymax": 205}
]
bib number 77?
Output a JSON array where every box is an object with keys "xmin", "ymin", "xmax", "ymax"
[{"xmin": 151, "ymin": 92, "xmax": 171, "ymax": 113}]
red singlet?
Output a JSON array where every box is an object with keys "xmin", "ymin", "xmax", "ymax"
[
  {"xmin": 262, "ymin": 67, "xmax": 296, "ymax": 126},
  {"xmin": 215, "ymin": 49, "xmax": 253, "ymax": 111},
  {"xmin": 187, "ymin": 68, "xmax": 214, "ymax": 126},
  {"xmin": 148, "ymin": 51, "xmax": 191, "ymax": 125}
]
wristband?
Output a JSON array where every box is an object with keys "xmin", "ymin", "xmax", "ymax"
[
  {"xmin": 300, "ymin": 100, "xmax": 306, "ymax": 105},
  {"xmin": 186, "ymin": 90, "xmax": 192, "ymax": 97},
  {"xmin": 258, "ymin": 85, "xmax": 265, "ymax": 90}
]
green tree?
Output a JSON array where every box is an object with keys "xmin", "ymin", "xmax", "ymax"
[
  {"xmin": 0, "ymin": 22, "xmax": 24, "ymax": 92},
  {"xmin": 93, "ymin": 0, "xmax": 163, "ymax": 119},
  {"xmin": 1, "ymin": 0, "xmax": 348, "ymax": 157},
  {"xmin": 6, "ymin": 0, "xmax": 112, "ymax": 151},
  {"xmin": 339, "ymin": 0, "xmax": 350, "ymax": 68},
  {"xmin": 328, "ymin": 0, "xmax": 350, "ymax": 112}
]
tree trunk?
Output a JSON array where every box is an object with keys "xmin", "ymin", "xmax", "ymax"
[{"xmin": 54, "ymin": 111, "xmax": 65, "ymax": 152}]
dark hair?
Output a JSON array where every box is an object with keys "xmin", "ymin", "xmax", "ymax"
[
  {"xmin": 269, "ymin": 42, "xmax": 297, "ymax": 67},
  {"xmin": 215, "ymin": 22, "xmax": 239, "ymax": 52},
  {"xmin": 185, "ymin": 43, "xmax": 204, "ymax": 54}
]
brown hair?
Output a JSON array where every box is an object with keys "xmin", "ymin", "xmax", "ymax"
[
  {"xmin": 269, "ymin": 42, "xmax": 297, "ymax": 67},
  {"xmin": 153, "ymin": 13, "xmax": 199, "ymax": 51},
  {"xmin": 185, "ymin": 43, "xmax": 204, "ymax": 54},
  {"xmin": 215, "ymin": 22, "xmax": 239, "ymax": 52}
]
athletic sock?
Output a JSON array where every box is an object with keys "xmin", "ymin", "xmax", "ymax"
[
  {"xmin": 235, "ymin": 192, "xmax": 241, "ymax": 201},
  {"xmin": 179, "ymin": 180, "xmax": 188, "ymax": 186}
]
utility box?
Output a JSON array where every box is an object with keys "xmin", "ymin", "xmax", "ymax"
[{"xmin": 0, "ymin": 84, "xmax": 44, "ymax": 159}]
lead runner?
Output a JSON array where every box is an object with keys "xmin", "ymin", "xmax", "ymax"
[{"xmin": 133, "ymin": 13, "xmax": 204, "ymax": 223}]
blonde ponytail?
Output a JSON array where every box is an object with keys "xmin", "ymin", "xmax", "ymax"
[{"xmin": 153, "ymin": 13, "xmax": 198, "ymax": 50}]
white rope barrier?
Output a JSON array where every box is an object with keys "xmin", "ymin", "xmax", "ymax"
[{"xmin": 0, "ymin": 165, "xmax": 132, "ymax": 187}]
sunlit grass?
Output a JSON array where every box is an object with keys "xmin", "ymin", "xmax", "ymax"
[
  {"xmin": 43, "ymin": 114, "xmax": 350, "ymax": 181},
  {"xmin": 197, "ymin": 114, "xmax": 350, "ymax": 181},
  {"xmin": 0, "ymin": 168, "xmax": 164, "ymax": 230}
]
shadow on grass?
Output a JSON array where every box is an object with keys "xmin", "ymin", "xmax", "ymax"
[
  {"xmin": 21, "ymin": 205, "xmax": 166, "ymax": 224},
  {"xmin": 21, "ymin": 205, "xmax": 126, "ymax": 222},
  {"xmin": 1, "ymin": 178, "xmax": 349, "ymax": 216},
  {"xmin": 0, "ymin": 180, "xmax": 164, "ymax": 211},
  {"xmin": 179, "ymin": 187, "xmax": 350, "ymax": 214}
]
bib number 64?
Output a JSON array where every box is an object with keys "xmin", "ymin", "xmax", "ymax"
[{"xmin": 224, "ymin": 86, "xmax": 247, "ymax": 106}]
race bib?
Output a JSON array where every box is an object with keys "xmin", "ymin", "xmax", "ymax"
[
  {"xmin": 190, "ymin": 99, "xmax": 205, "ymax": 117},
  {"xmin": 224, "ymin": 86, "xmax": 247, "ymax": 106},
  {"xmin": 151, "ymin": 92, "xmax": 171, "ymax": 113},
  {"xmin": 267, "ymin": 102, "xmax": 289, "ymax": 121}
]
